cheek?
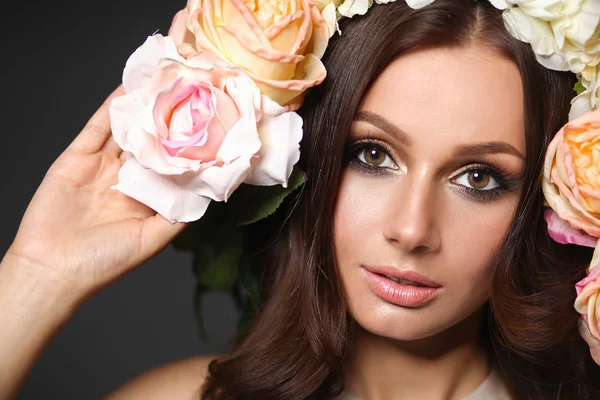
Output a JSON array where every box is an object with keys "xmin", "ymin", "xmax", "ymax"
[
  {"xmin": 333, "ymin": 171, "xmax": 389, "ymax": 265},
  {"xmin": 440, "ymin": 195, "xmax": 515, "ymax": 293}
]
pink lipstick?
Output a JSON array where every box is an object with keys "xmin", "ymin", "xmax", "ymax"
[{"xmin": 362, "ymin": 265, "xmax": 442, "ymax": 308}]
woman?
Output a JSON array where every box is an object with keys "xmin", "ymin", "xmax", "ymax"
[{"xmin": 1, "ymin": 0, "xmax": 599, "ymax": 399}]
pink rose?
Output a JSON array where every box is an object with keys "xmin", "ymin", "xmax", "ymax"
[
  {"xmin": 169, "ymin": 0, "xmax": 331, "ymax": 107},
  {"xmin": 543, "ymin": 109, "xmax": 600, "ymax": 341},
  {"xmin": 109, "ymin": 34, "xmax": 303, "ymax": 222},
  {"xmin": 542, "ymin": 109, "xmax": 600, "ymax": 240},
  {"xmin": 576, "ymin": 258, "xmax": 600, "ymax": 341}
]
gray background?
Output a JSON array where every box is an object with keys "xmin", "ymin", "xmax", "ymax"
[{"xmin": 2, "ymin": 1, "xmax": 239, "ymax": 398}]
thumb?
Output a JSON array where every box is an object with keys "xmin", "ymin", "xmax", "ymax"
[{"xmin": 140, "ymin": 213, "xmax": 189, "ymax": 258}]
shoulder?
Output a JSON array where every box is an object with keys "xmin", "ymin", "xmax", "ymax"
[{"xmin": 103, "ymin": 355, "xmax": 218, "ymax": 400}]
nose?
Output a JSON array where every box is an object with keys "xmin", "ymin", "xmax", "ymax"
[{"xmin": 382, "ymin": 172, "xmax": 441, "ymax": 254}]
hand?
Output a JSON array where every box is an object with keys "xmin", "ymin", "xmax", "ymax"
[
  {"xmin": 578, "ymin": 317, "xmax": 600, "ymax": 365},
  {"xmin": 5, "ymin": 86, "xmax": 188, "ymax": 305}
]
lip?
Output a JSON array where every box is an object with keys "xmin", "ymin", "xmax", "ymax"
[{"xmin": 362, "ymin": 265, "xmax": 443, "ymax": 308}]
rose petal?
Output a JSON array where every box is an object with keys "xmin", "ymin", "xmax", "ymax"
[
  {"xmin": 111, "ymin": 154, "xmax": 211, "ymax": 223},
  {"xmin": 187, "ymin": 7, "xmax": 225, "ymax": 56},
  {"xmin": 575, "ymin": 243, "xmax": 600, "ymax": 342},
  {"xmin": 187, "ymin": 155, "xmax": 254, "ymax": 201},
  {"xmin": 570, "ymin": 91, "xmax": 595, "ymax": 121},
  {"xmin": 487, "ymin": 0, "xmax": 508, "ymax": 9},
  {"xmin": 244, "ymin": 97, "xmax": 303, "ymax": 186},
  {"xmin": 552, "ymin": 168, "xmax": 600, "ymax": 231},
  {"xmin": 215, "ymin": 116, "xmax": 262, "ymax": 164},
  {"xmin": 576, "ymin": 249, "xmax": 600, "ymax": 297},
  {"xmin": 544, "ymin": 208, "xmax": 599, "ymax": 247},
  {"xmin": 306, "ymin": 0, "xmax": 331, "ymax": 56},
  {"xmin": 543, "ymin": 175, "xmax": 600, "ymax": 237},
  {"xmin": 404, "ymin": 0, "xmax": 434, "ymax": 9},
  {"xmin": 320, "ymin": 2, "xmax": 339, "ymax": 38},
  {"xmin": 168, "ymin": 8, "xmax": 195, "ymax": 48},
  {"xmin": 337, "ymin": 0, "xmax": 370, "ymax": 18},
  {"xmin": 122, "ymin": 35, "xmax": 183, "ymax": 93},
  {"xmin": 535, "ymin": 51, "xmax": 570, "ymax": 73},
  {"xmin": 247, "ymin": 53, "xmax": 327, "ymax": 106},
  {"xmin": 565, "ymin": 1, "xmax": 600, "ymax": 47},
  {"xmin": 110, "ymin": 91, "xmax": 148, "ymax": 152},
  {"xmin": 129, "ymin": 108, "xmax": 203, "ymax": 175}
]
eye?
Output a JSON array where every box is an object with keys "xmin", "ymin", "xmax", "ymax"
[
  {"xmin": 453, "ymin": 169, "xmax": 499, "ymax": 191},
  {"xmin": 356, "ymin": 145, "xmax": 396, "ymax": 168}
]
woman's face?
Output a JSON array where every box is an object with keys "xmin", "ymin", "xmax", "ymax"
[{"xmin": 333, "ymin": 45, "xmax": 525, "ymax": 341}]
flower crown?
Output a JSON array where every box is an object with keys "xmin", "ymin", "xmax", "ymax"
[{"xmin": 109, "ymin": 0, "xmax": 600, "ymax": 335}]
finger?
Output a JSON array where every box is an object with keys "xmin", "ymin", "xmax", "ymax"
[
  {"xmin": 140, "ymin": 213, "xmax": 189, "ymax": 257},
  {"xmin": 68, "ymin": 85, "xmax": 125, "ymax": 154},
  {"xmin": 578, "ymin": 318, "xmax": 600, "ymax": 365},
  {"xmin": 101, "ymin": 134, "xmax": 124, "ymax": 157},
  {"xmin": 119, "ymin": 150, "xmax": 128, "ymax": 166}
]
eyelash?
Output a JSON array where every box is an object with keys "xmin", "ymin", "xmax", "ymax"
[{"xmin": 345, "ymin": 140, "xmax": 520, "ymax": 202}]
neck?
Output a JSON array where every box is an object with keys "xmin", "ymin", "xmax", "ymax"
[{"xmin": 343, "ymin": 309, "xmax": 490, "ymax": 400}]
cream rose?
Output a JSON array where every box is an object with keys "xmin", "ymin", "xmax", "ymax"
[
  {"xmin": 542, "ymin": 109, "xmax": 600, "ymax": 239},
  {"xmin": 109, "ymin": 34, "xmax": 303, "ymax": 222},
  {"xmin": 171, "ymin": 0, "xmax": 332, "ymax": 107},
  {"xmin": 489, "ymin": 0, "xmax": 600, "ymax": 78}
]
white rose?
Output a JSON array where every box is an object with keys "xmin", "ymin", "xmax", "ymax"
[
  {"xmin": 337, "ymin": 0, "xmax": 372, "ymax": 18},
  {"xmin": 490, "ymin": 0, "xmax": 600, "ymax": 79},
  {"xmin": 401, "ymin": 0, "xmax": 434, "ymax": 8},
  {"xmin": 570, "ymin": 65, "xmax": 600, "ymax": 120}
]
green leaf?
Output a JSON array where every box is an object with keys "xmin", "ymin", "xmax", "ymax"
[
  {"xmin": 172, "ymin": 200, "xmax": 245, "ymax": 292},
  {"xmin": 574, "ymin": 80, "xmax": 586, "ymax": 95},
  {"xmin": 191, "ymin": 225, "xmax": 244, "ymax": 292},
  {"xmin": 229, "ymin": 167, "xmax": 307, "ymax": 226},
  {"xmin": 172, "ymin": 201, "xmax": 230, "ymax": 251}
]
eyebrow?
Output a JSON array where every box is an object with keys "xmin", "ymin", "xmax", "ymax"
[
  {"xmin": 355, "ymin": 110, "xmax": 524, "ymax": 160},
  {"xmin": 453, "ymin": 142, "xmax": 524, "ymax": 160},
  {"xmin": 354, "ymin": 111, "xmax": 412, "ymax": 146}
]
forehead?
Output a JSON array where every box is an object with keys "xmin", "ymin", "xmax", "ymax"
[{"xmin": 358, "ymin": 45, "xmax": 525, "ymax": 155}]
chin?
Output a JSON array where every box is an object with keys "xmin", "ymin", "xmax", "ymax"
[
  {"xmin": 346, "ymin": 289, "xmax": 489, "ymax": 343},
  {"xmin": 350, "ymin": 299, "xmax": 451, "ymax": 341}
]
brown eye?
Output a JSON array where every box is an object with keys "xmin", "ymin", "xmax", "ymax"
[
  {"xmin": 467, "ymin": 171, "xmax": 490, "ymax": 189},
  {"xmin": 356, "ymin": 145, "xmax": 395, "ymax": 168},
  {"xmin": 363, "ymin": 147, "xmax": 386, "ymax": 165},
  {"xmin": 454, "ymin": 169, "xmax": 499, "ymax": 191}
]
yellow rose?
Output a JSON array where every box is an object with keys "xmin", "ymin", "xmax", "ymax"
[
  {"xmin": 575, "ymin": 254, "xmax": 600, "ymax": 342},
  {"xmin": 183, "ymin": 0, "xmax": 333, "ymax": 107},
  {"xmin": 542, "ymin": 109, "xmax": 600, "ymax": 238}
]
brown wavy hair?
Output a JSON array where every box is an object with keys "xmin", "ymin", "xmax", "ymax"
[{"xmin": 201, "ymin": 1, "xmax": 600, "ymax": 398}]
